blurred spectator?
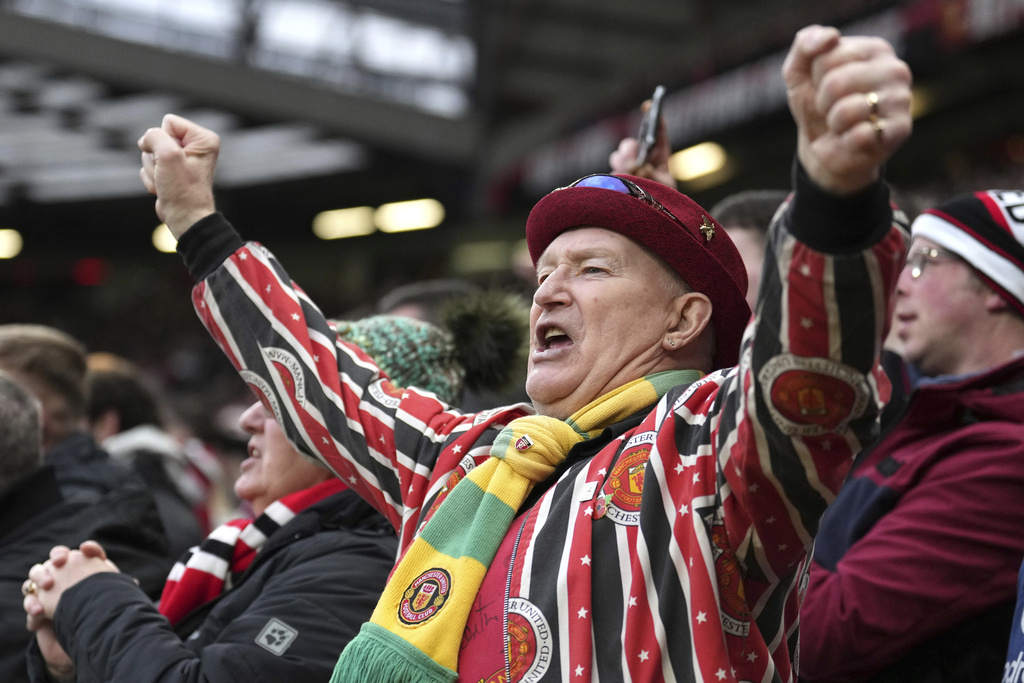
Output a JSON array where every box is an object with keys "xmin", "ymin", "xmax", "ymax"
[
  {"xmin": 0, "ymin": 325, "xmax": 89, "ymax": 455},
  {"xmin": 709, "ymin": 189, "xmax": 789, "ymax": 312},
  {"xmin": 375, "ymin": 278, "xmax": 483, "ymax": 325},
  {"xmin": 364, "ymin": 283, "xmax": 531, "ymax": 411},
  {"xmin": 800, "ymin": 190, "xmax": 1024, "ymax": 682},
  {"xmin": 0, "ymin": 370, "xmax": 41, "ymax": 490},
  {"xmin": 18, "ymin": 298, "xmax": 514, "ymax": 682},
  {"xmin": 176, "ymin": 425, "xmax": 237, "ymax": 528},
  {"xmin": 0, "ymin": 370, "xmax": 173, "ymax": 683},
  {"xmin": 23, "ymin": 394, "xmax": 397, "ymax": 683},
  {"xmin": 0, "ymin": 324, "xmax": 174, "ymax": 588},
  {"xmin": 0, "ymin": 325, "xmax": 147, "ymax": 503},
  {"xmin": 164, "ymin": 385, "xmax": 252, "ymax": 526},
  {"xmin": 86, "ymin": 352, "xmax": 207, "ymax": 557}
]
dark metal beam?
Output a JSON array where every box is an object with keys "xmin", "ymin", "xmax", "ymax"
[{"xmin": 0, "ymin": 9, "xmax": 480, "ymax": 165}]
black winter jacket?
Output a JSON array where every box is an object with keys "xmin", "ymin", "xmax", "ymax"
[
  {"xmin": 44, "ymin": 432, "xmax": 143, "ymax": 503},
  {"xmin": 26, "ymin": 487, "xmax": 397, "ymax": 683},
  {"xmin": 1, "ymin": 466, "xmax": 173, "ymax": 683}
]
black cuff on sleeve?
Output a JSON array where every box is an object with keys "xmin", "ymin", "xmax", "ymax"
[
  {"xmin": 176, "ymin": 212, "xmax": 246, "ymax": 281},
  {"xmin": 788, "ymin": 158, "xmax": 893, "ymax": 254}
]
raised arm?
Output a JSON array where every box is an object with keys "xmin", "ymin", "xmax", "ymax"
[
  {"xmin": 136, "ymin": 115, "xmax": 529, "ymax": 545},
  {"xmin": 138, "ymin": 113, "xmax": 220, "ymax": 238},
  {"xmin": 784, "ymin": 24, "xmax": 912, "ymax": 195},
  {"xmin": 713, "ymin": 26, "xmax": 912, "ymax": 639}
]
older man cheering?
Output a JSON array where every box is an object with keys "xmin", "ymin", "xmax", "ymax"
[{"xmin": 129, "ymin": 24, "xmax": 910, "ymax": 683}]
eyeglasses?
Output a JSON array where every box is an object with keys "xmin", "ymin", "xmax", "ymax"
[
  {"xmin": 559, "ymin": 174, "xmax": 686, "ymax": 229},
  {"xmin": 907, "ymin": 246, "xmax": 962, "ymax": 279}
]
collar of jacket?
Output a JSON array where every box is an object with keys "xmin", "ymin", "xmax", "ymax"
[{"xmin": 0, "ymin": 466, "xmax": 63, "ymax": 543}]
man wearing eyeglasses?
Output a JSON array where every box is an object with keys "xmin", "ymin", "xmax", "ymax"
[
  {"xmin": 799, "ymin": 190, "xmax": 1024, "ymax": 683},
  {"xmin": 101, "ymin": 24, "xmax": 910, "ymax": 683}
]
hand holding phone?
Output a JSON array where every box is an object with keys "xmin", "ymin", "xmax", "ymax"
[{"xmin": 634, "ymin": 85, "xmax": 666, "ymax": 169}]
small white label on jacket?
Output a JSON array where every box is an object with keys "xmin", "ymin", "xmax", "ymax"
[{"xmin": 256, "ymin": 618, "xmax": 299, "ymax": 656}]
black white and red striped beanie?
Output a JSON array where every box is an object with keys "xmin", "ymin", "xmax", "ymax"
[{"xmin": 911, "ymin": 190, "xmax": 1024, "ymax": 315}]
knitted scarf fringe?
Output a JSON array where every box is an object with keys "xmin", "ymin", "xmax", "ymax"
[{"xmin": 331, "ymin": 623, "xmax": 456, "ymax": 683}]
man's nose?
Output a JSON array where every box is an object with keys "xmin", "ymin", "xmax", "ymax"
[
  {"xmin": 895, "ymin": 260, "xmax": 915, "ymax": 296},
  {"xmin": 533, "ymin": 269, "xmax": 570, "ymax": 308}
]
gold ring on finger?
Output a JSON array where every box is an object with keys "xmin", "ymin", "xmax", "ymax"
[
  {"xmin": 866, "ymin": 91, "xmax": 880, "ymax": 120},
  {"xmin": 871, "ymin": 117, "xmax": 885, "ymax": 143}
]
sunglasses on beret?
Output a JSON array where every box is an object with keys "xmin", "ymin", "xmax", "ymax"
[{"xmin": 558, "ymin": 174, "xmax": 686, "ymax": 229}]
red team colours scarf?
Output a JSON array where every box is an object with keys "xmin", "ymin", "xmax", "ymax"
[{"xmin": 158, "ymin": 478, "xmax": 348, "ymax": 625}]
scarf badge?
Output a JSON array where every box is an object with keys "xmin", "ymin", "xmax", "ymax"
[{"xmin": 515, "ymin": 434, "xmax": 535, "ymax": 451}]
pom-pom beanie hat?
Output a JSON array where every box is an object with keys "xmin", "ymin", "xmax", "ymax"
[{"xmin": 911, "ymin": 190, "xmax": 1024, "ymax": 316}]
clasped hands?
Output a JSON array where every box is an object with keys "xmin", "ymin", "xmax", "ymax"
[
  {"xmin": 23, "ymin": 540, "xmax": 119, "ymax": 625},
  {"xmin": 22, "ymin": 541, "xmax": 119, "ymax": 681}
]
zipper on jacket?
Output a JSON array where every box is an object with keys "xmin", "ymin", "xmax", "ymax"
[{"xmin": 503, "ymin": 510, "xmax": 532, "ymax": 683}]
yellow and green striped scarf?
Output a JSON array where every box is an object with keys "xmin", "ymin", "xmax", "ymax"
[{"xmin": 332, "ymin": 370, "xmax": 698, "ymax": 683}]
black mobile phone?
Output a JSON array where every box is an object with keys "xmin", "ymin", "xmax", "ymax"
[{"xmin": 635, "ymin": 85, "xmax": 666, "ymax": 168}]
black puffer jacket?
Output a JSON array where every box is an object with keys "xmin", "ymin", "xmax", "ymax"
[
  {"xmin": 26, "ymin": 488, "xmax": 397, "ymax": 683},
  {"xmin": 44, "ymin": 432, "xmax": 144, "ymax": 503},
  {"xmin": 1, "ymin": 466, "xmax": 172, "ymax": 683}
]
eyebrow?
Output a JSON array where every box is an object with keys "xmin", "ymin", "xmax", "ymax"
[{"xmin": 536, "ymin": 246, "xmax": 624, "ymax": 271}]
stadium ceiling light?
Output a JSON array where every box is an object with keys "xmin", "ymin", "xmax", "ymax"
[
  {"xmin": 669, "ymin": 142, "xmax": 727, "ymax": 182},
  {"xmin": 375, "ymin": 199, "xmax": 445, "ymax": 233},
  {"xmin": 151, "ymin": 224, "xmax": 178, "ymax": 253},
  {"xmin": 452, "ymin": 240, "xmax": 510, "ymax": 273},
  {"xmin": 313, "ymin": 207, "xmax": 376, "ymax": 240},
  {"xmin": 909, "ymin": 85, "xmax": 932, "ymax": 119},
  {"xmin": 0, "ymin": 229, "xmax": 24, "ymax": 259}
]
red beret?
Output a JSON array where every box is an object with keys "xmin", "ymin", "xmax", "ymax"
[{"xmin": 525, "ymin": 174, "xmax": 751, "ymax": 370}]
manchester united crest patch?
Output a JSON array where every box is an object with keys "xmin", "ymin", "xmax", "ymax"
[
  {"xmin": 398, "ymin": 568, "xmax": 452, "ymax": 626},
  {"xmin": 596, "ymin": 446, "xmax": 651, "ymax": 526},
  {"xmin": 758, "ymin": 354, "xmax": 869, "ymax": 436}
]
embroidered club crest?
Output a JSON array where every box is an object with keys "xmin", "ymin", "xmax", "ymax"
[
  {"xmin": 506, "ymin": 597, "xmax": 553, "ymax": 682},
  {"xmin": 515, "ymin": 434, "xmax": 534, "ymax": 451},
  {"xmin": 599, "ymin": 447, "xmax": 650, "ymax": 526},
  {"xmin": 399, "ymin": 568, "xmax": 452, "ymax": 625},
  {"xmin": 759, "ymin": 354, "xmax": 869, "ymax": 436},
  {"xmin": 703, "ymin": 508, "xmax": 750, "ymax": 638}
]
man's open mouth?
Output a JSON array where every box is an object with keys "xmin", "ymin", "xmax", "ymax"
[{"xmin": 538, "ymin": 325, "xmax": 573, "ymax": 351}]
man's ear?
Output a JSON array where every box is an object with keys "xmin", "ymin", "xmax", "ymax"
[
  {"xmin": 985, "ymin": 289, "xmax": 1012, "ymax": 314},
  {"xmin": 663, "ymin": 292, "xmax": 713, "ymax": 350},
  {"xmin": 90, "ymin": 409, "xmax": 121, "ymax": 443}
]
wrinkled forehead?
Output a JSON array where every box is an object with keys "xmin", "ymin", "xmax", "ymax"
[
  {"xmin": 535, "ymin": 226, "xmax": 628, "ymax": 265},
  {"xmin": 535, "ymin": 225, "xmax": 689, "ymax": 293}
]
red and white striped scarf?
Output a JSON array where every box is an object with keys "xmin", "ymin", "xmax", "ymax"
[{"xmin": 158, "ymin": 478, "xmax": 347, "ymax": 625}]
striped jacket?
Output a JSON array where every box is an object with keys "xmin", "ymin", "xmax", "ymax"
[{"xmin": 178, "ymin": 170, "xmax": 906, "ymax": 682}]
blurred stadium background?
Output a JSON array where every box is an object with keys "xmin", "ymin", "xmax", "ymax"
[{"xmin": 0, "ymin": 0, "xmax": 1021, "ymax": 427}]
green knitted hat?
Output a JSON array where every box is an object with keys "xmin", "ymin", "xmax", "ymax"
[{"xmin": 331, "ymin": 315, "xmax": 464, "ymax": 405}]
